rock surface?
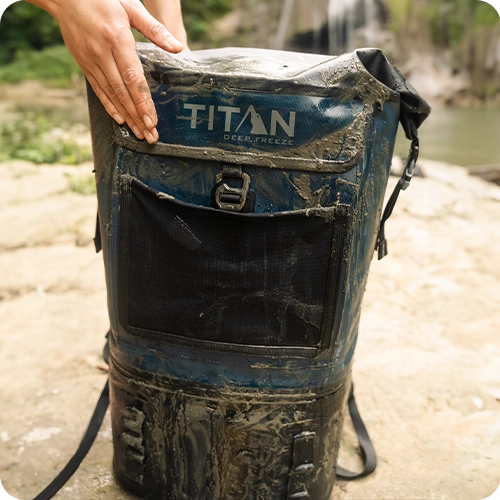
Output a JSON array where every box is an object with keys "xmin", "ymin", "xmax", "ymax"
[{"xmin": 0, "ymin": 158, "xmax": 499, "ymax": 500}]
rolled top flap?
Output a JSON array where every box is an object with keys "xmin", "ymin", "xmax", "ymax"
[
  {"xmin": 355, "ymin": 48, "xmax": 431, "ymax": 140},
  {"xmin": 113, "ymin": 44, "xmax": 425, "ymax": 172}
]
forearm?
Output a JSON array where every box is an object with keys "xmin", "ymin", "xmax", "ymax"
[
  {"xmin": 24, "ymin": 0, "xmax": 186, "ymax": 144},
  {"xmin": 25, "ymin": 0, "xmax": 60, "ymax": 18},
  {"xmin": 143, "ymin": 0, "xmax": 188, "ymax": 46},
  {"xmin": 23, "ymin": 0, "xmax": 185, "ymax": 144}
]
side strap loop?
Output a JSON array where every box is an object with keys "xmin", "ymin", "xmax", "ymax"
[
  {"xmin": 376, "ymin": 119, "xmax": 420, "ymax": 260},
  {"xmin": 336, "ymin": 383, "xmax": 377, "ymax": 480},
  {"xmin": 33, "ymin": 381, "xmax": 110, "ymax": 500},
  {"xmin": 94, "ymin": 211, "xmax": 102, "ymax": 254}
]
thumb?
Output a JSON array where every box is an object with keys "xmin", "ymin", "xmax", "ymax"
[{"xmin": 124, "ymin": 0, "xmax": 184, "ymax": 53}]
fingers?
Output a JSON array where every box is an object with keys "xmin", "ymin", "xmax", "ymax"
[
  {"xmin": 84, "ymin": 68, "xmax": 131, "ymax": 130},
  {"xmin": 108, "ymin": 29, "xmax": 160, "ymax": 143},
  {"xmin": 85, "ymin": 27, "xmax": 159, "ymax": 143},
  {"xmin": 47, "ymin": 0, "xmax": 185, "ymax": 144},
  {"xmin": 85, "ymin": 62, "xmax": 148, "ymax": 141},
  {"xmin": 124, "ymin": 0, "xmax": 184, "ymax": 53}
]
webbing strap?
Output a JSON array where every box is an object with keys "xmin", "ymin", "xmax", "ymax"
[
  {"xmin": 94, "ymin": 212, "xmax": 102, "ymax": 254},
  {"xmin": 336, "ymin": 383, "xmax": 377, "ymax": 480},
  {"xmin": 375, "ymin": 113, "xmax": 420, "ymax": 260},
  {"xmin": 32, "ymin": 381, "xmax": 110, "ymax": 500}
]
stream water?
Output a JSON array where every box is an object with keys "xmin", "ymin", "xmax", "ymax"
[
  {"xmin": 274, "ymin": 0, "xmax": 499, "ymax": 167},
  {"xmin": 395, "ymin": 106, "xmax": 500, "ymax": 167},
  {"xmin": 2, "ymin": 97, "xmax": 498, "ymax": 168}
]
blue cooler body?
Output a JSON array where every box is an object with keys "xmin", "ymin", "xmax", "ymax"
[{"xmin": 88, "ymin": 45, "xmax": 429, "ymax": 500}]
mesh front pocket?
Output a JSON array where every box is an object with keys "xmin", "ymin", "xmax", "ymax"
[{"xmin": 117, "ymin": 175, "xmax": 350, "ymax": 356}]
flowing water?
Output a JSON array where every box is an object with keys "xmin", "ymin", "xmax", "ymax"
[
  {"xmin": 395, "ymin": 107, "xmax": 500, "ymax": 167},
  {"xmin": 275, "ymin": 0, "xmax": 379, "ymax": 53},
  {"xmin": 327, "ymin": 0, "xmax": 378, "ymax": 54},
  {"xmin": 274, "ymin": 0, "xmax": 499, "ymax": 167}
]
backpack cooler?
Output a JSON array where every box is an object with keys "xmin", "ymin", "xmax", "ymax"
[{"xmin": 34, "ymin": 44, "xmax": 430, "ymax": 500}]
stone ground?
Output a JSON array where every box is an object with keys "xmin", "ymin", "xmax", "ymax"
[{"xmin": 0, "ymin": 158, "xmax": 499, "ymax": 500}]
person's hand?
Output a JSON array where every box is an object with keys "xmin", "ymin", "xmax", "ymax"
[{"xmin": 27, "ymin": 0, "xmax": 185, "ymax": 144}]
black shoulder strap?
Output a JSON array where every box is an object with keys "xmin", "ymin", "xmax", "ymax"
[
  {"xmin": 336, "ymin": 383, "xmax": 377, "ymax": 480},
  {"xmin": 355, "ymin": 49, "xmax": 430, "ymax": 261},
  {"xmin": 33, "ymin": 380, "xmax": 110, "ymax": 500}
]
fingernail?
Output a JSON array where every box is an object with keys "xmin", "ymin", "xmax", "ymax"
[
  {"xmin": 144, "ymin": 129, "xmax": 156, "ymax": 144},
  {"xmin": 113, "ymin": 113, "xmax": 125, "ymax": 124},
  {"xmin": 132, "ymin": 125, "xmax": 144, "ymax": 139},
  {"xmin": 166, "ymin": 35, "xmax": 183, "ymax": 51},
  {"xmin": 143, "ymin": 114, "xmax": 154, "ymax": 129}
]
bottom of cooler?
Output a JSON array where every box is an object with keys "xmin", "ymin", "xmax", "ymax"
[{"xmin": 109, "ymin": 354, "xmax": 350, "ymax": 500}]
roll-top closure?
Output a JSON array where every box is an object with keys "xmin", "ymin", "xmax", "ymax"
[{"xmin": 112, "ymin": 45, "xmax": 407, "ymax": 173}]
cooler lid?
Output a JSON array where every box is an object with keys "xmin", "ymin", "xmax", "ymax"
[{"xmin": 112, "ymin": 45, "xmax": 421, "ymax": 172}]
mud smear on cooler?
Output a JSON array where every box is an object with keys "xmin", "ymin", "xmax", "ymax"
[
  {"xmin": 110, "ymin": 356, "xmax": 349, "ymax": 500},
  {"xmin": 109, "ymin": 44, "xmax": 399, "ymax": 174},
  {"xmin": 286, "ymin": 173, "xmax": 331, "ymax": 208}
]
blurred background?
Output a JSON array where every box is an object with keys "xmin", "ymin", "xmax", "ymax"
[{"xmin": 0, "ymin": 0, "xmax": 499, "ymax": 169}]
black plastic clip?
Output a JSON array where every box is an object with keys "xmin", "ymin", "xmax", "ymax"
[
  {"xmin": 214, "ymin": 165, "xmax": 251, "ymax": 212},
  {"xmin": 375, "ymin": 137, "xmax": 420, "ymax": 260},
  {"xmin": 401, "ymin": 141, "xmax": 419, "ymax": 191}
]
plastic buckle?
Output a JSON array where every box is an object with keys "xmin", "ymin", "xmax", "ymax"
[
  {"xmin": 401, "ymin": 142, "xmax": 419, "ymax": 191},
  {"xmin": 215, "ymin": 170, "xmax": 250, "ymax": 212},
  {"xmin": 401, "ymin": 158, "xmax": 415, "ymax": 190}
]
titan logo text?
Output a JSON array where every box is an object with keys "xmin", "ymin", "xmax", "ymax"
[{"xmin": 181, "ymin": 103, "xmax": 297, "ymax": 142}]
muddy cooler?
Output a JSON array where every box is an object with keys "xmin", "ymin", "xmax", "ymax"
[{"xmin": 87, "ymin": 44, "xmax": 429, "ymax": 500}]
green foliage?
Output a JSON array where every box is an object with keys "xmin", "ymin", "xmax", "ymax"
[
  {"xmin": 182, "ymin": 0, "xmax": 233, "ymax": 41},
  {"xmin": 65, "ymin": 173, "xmax": 97, "ymax": 195},
  {"xmin": 426, "ymin": 0, "xmax": 499, "ymax": 47},
  {"xmin": 0, "ymin": 2, "xmax": 63, "ymax": 65},
  {"xmin": 0, "ymin": 113, "xmax": 92, "ymax": 165},
  {"xmin": 386, "ymin": 0, "xmax": 412, "ymax": 31},
  {"xmin": 0, "ymin": 45, "xmax": 82, "ymax": 87},
  {"xmin": 473, "ymin": 1, "xmax": 500, "ymax": 28}
]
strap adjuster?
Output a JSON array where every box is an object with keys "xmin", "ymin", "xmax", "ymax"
[
  {"xmin": 401, "ymin": 142, "xmax": 419, "ymax": 191},
  {"xmin": 215, "ymin": 166, "xmax": 250, "ymax": 212},
  {"xmin": 375, "ymin": 137, "xmax": 420, "ymax": 260}
]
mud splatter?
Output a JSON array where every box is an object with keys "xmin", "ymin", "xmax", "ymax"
[{"xmin": 286, "ymin": 173, "xmax": 330, "ymax": 208}]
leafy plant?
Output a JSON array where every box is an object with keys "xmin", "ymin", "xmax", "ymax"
[
  {"xmin": 0, "ymin": 2, "xmax": 63, "ymax": 65},
  {"xmin": 0, "ymin": 113, "xmax": 92, "ymax": 165},
  {"xmin": 418, "ymin": 0, "xmax": 499, "ymax": 47},
  {"xmin": 386, "ymin": 0, "xmax": 412, "ymax": 32},
  {"xmin": 182, "ymin": 0, "xmax": 234, "ymax": 41},
  {"xmin": 65, "ymin": 173, "xmax": 97, "ymax": 195},
  {"xmin": 0, "ymin": 45, "xmax": 82, "ymax": 87}
]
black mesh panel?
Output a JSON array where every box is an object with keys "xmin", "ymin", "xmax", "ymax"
[{"xmin": 118, "ymin": 177, "xmax": 348, "ymax": 349}]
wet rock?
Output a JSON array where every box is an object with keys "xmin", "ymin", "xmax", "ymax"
[{"xmin": 469, "ymin": 164, "xmax": 500, "ymax": 186}]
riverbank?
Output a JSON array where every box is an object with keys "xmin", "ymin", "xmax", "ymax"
[
  {"xmin": 2, "ymin": 75, "xmax": 500, "ymax": 169},
  {"xmin": 0, "ymin": 157, "xmax": 499, "ymax": 499}
]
